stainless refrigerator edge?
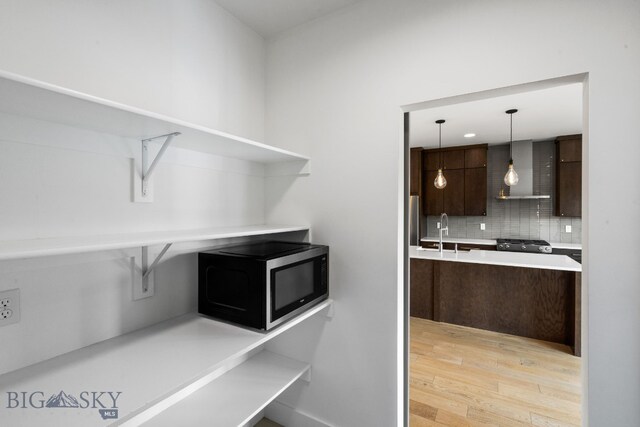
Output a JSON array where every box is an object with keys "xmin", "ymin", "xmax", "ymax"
[{"xmin": 409, "ymin": 195, "xmax": 420, "ymax": 246}]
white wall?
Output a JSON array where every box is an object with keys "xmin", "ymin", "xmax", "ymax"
[
  {"xmin": 264, "ymin": 1, "xmax": 640, "ymax": 426},
  {"xmin": 0, "ymin": 0, "xmax": 270, "ymax": 375},
  {"xmin": 0, "ymin": 0, "xmax": 265, "ymax": 141}
]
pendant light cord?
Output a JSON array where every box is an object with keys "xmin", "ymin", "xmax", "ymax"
[
  {"xmin": 439, "ymin": 122, "xmax": 442, "ymax": 168},
  {"xmin": 509, "ymin": 112, "xmax": 513, "ymax": 161}
]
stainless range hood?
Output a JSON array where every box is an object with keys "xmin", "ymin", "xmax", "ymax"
[{"xmin": 496, "ymin": 140, "xmax": 550, "ymax": 200}]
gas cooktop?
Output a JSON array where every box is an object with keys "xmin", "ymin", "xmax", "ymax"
[{"xmin": 496, "ymin": 239, "xmax": 552, "ymax": 254}]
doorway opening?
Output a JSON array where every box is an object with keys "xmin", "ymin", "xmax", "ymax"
[{"xmin": 401, "ymin": 74, "xmax": 588, "ymax": 426}]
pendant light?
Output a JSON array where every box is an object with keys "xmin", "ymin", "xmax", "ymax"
[
  {"xmin": 434, "ymin": 119, "xmax": 447, "ymax": 189},
  {"xmin": 503, "ymin": 109, "xmax": 519, "ymax": 186}
]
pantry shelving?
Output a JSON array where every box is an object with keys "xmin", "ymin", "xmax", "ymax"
[
  {"xmin": 0, "ymin": 69, "xmax": 322, "ymax": 427},
  {"xmin": 0, "ymin": 70, "xmax": 309, "ymax": 164},
  {"xmin": 0, "ymin": 301, "xmax": 332, "ymax": 426},
  {"xmin": 140, "ymin": 351, "xmax": 310, "ymax": 427},
  {"xmin": 0, "ymin": 224, "xmax": 310, "ymax": 261}
]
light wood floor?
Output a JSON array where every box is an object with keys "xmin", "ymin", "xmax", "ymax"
[
  {"xmin": 255, "ymin": 418, "xmax": 283, "ymax": 427},
  {"xmin": 410, "ymin": 317, "xmax": 582, "ymax": 427}
]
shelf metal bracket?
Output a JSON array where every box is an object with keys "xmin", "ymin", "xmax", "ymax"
[
  {"xmin": 301, "ymin": 366, "xmax": 312, "ymax": 384},
  {"xmin": 325, "ymin": 301, "xmax": 334, "ymax": 319},
  {"xmin": 141, "ymin": 132, "xmax": 181, "ymax": 197},
  {"xmin": 141, "ymin": 243, "xmax": 172, "ymax": 293}
]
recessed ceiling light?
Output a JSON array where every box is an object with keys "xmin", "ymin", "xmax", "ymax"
[{"xmin": 464, "ymin": 133, "xmax": 476, "ymax": 138}]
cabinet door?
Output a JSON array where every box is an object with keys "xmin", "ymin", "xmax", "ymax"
[
  {"xmin": 465, "ymin": 147, "xmax": 487, "ymax": 168},
  {"xmin": 443, "ymin": 169, "xmax": 465, "ymax": 216},
  {"xmin": 410, "ymin": 259, "xmax": 434, "ymax": 320},
  {"xmin": 423, "ymin": 170, "xmax": 443, "ymax": 215},
  {"xmin": 410, "ymin": 148, "xmax": 422, "ymax": 196},
  {"xmin": 423, "ymin": 150, "xmax": 440, "ymax": 171},
  {"xmin": 443, "ymin": 150, "xmax": 465, "ymax": 170},
  {"xmin": 556, "ymin": 162, "xmax": 581, "ymax": 217},
  {"xmin": 435, "ymin": 261, "xmax": 574, "ymax": 345},
  {"xmin": 557, "ymin": 136, "xmax": 582, "ymax": 163},
  {"xmin": 464, "ymin": 167, "xmax": 487, "ymax": 216}
]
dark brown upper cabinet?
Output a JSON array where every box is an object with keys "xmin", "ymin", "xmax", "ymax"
[
  {"xmin": 423, "ymin": 169, "xmax": 443, "ymax": 216},
  {"xmin": 443, "ymin": 169, "xmax": 465, "ymax": 215},
  {"xmin": 555, "ymin": 135, "xmax": 582, "ymax": 217},
  {"xmin": 557, "ymin": 135, "xmax": 582, "ymax": 163},
  {"xmin": 423, "ymin": 150, "xmax": 440, "ymax": 171},
  {"xmin": 422, "ymin": 169, "xmax": 465, "ymax": 216},
  {"xmin": 465, "ymin": 167, "xmax": 487, "ymax": 216},
  {"xmin": 421, "ymin": 144, "xmax": 487, "ymax": 216},
  {"xmin": 464, "ymin": 147, "xmax": 487, "ymax": 168},
  {"xmin": 410, "ymin": 147, "xmax": 422, "ymax": 196},
  {"xmin": 424, "ymin": 148, "xmax": 465, "ymax": 170},
  {"xmin": 442, "ymin": 150, "xmax": 465, "ymax": 170}
]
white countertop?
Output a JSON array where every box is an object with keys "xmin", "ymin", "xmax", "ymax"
[
  {"xmin": 410, "ymin": 246, "xmax": 582, "ymax": 272},
  {"xmin": 421, "ymin": 237, "xmax": 496, "ymax": 246},
  {"xmin": 549, "ymin": 242, "xmax": 582, "ymax": 250},
  {"xmin": 420, "ymin": 237, "xmax": 582, "ymax": 250}
]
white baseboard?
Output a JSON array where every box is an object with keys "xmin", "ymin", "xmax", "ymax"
[{"xmin": 265, "ymin": 400, "xmax": 333, "ymax": 427}]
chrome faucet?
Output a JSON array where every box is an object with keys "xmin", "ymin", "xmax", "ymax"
[{"xmin": 439, "ymin": 212, "xmax": 449, "ymax": 253}]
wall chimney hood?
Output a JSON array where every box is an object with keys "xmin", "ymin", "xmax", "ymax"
[{"xmin": 496, "ymin": 140, "xmax": 551, "ymax": 200}]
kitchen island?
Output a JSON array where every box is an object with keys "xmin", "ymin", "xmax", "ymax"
[
  {"xmin": 411, "ymin": 245, "xmax": 581, "ymax": 271},
  {"xmin": 410, "ymin": 246, "xmax": 582, "ymax": 355}
]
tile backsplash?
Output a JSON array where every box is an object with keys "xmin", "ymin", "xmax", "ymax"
[{"xmin": 422, "ymin": 141, "xmax": 581, "ymax": 244}]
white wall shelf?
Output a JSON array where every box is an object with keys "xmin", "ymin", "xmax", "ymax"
[
  {"xmin": 0, "ymin": 300, "xmax": 332, "ymax": 427},
  {"xmin": 0, "ymin": 70, "xmax": 320, "ymax": 426},
  {"xmin": 0, "ymin": 224, "xmax": 309, "ymax": 261},
  {"xmin": 142, "ymin": 350, "xmax": 309, "ymax": 427},
  {"xmin": 0, "ymin": 70, "xmax": 309, "ymax": 164}
]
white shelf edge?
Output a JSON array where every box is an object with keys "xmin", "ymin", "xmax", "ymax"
[
  {"xmin": 0, "ymin": 69, "xmax": 309, "ymax": 163},
  {"xmin": 0, "ymin": 300, "xmax": 333, "ymax": 427},
  {"xmin": 138, "ymin": 350, "xmax": 310, "ymax": 427},
  {"xmin": 0, "ymin": 224, "xmax": 310, "ymax": 261},
  {"xmin": 118, "ymin": 300, "xmax": 332, "ymax": 425}
]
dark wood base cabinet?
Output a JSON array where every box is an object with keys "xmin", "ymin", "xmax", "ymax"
[{"xmin": 410, "ymin": 258, "xmax": 581, "ymax": 356}]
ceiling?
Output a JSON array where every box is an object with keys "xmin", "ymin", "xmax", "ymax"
[
  {"xmin": 214, "ymin": 0, "xmax": 364, "ymax": 38},
  {"xmin": 410, "ymin": 83, "xmax": 583, "ymax": 148}
]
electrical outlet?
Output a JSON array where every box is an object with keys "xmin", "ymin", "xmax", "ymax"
[
  {"xmin": 480, "ymin": 223, "xmax": 486, "ymax": 231},
  {"xmin": 0, "ymin": 289, "xmax": 20, "ymax": 327},
  {"xmin": 565, "ymin": 225, "xmax": 572, "ymax": 233},
  {"xmin": 437, "ymin": 222, "xmax": 441, "ymax": 229}
]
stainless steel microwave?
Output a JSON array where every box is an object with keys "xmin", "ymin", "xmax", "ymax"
[{"xmin": 198, "ymin": 241, "xmax": 329, "ymax": 330}]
